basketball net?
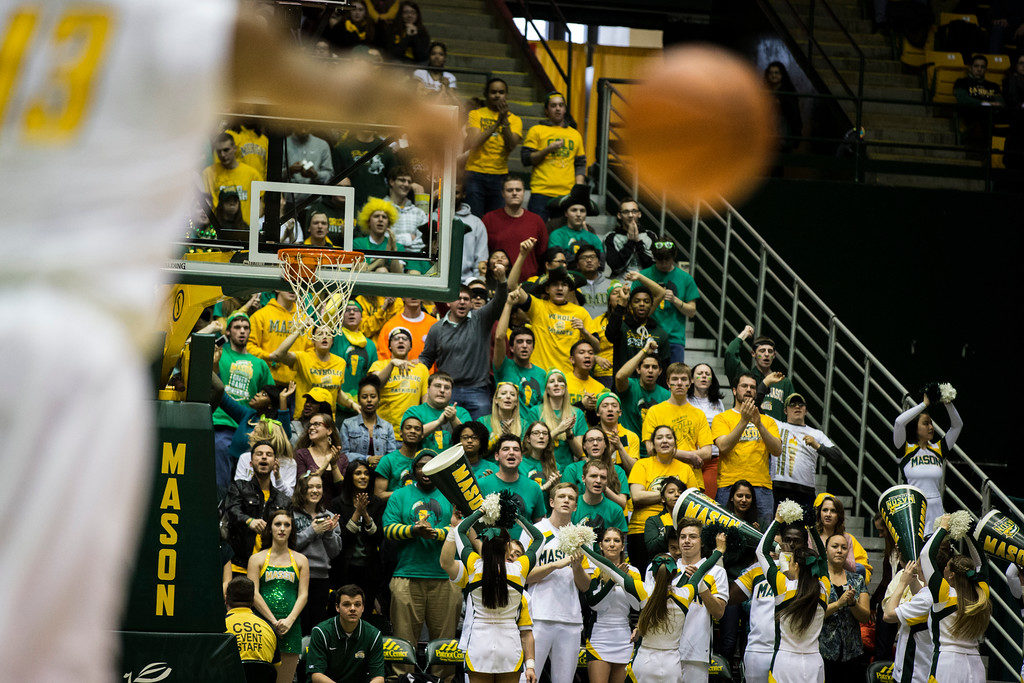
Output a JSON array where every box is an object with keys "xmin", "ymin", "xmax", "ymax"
[{"xmin": 277, "ymin": 248, "xmax": 366, "ymax": 336}]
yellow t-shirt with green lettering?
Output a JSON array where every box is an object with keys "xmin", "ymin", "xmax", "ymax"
[
  {"xmin": 642, "ymin": 400, "xmax": 712, "ymax": 490},
  {"xmin": 465, "ymin": 107, "xmax": 523, "ymax": 174},
  {"xmin": 293, "ymin": 351, "xmax": 348, "ymax": 419},
  {"xmin": 626, "ymin": 455, "xmax": 702, "ymax": 534},
  {"xmin": 565, "ymin": 372, "xmax": 605, "ymax": 408},
  {"xmin": 368, "ymin": 359, "xmax": 430, "ymax": 437},
  {"xmin": 201, "ymin": 161, "xmax": 262, "ymax": 224},
  {"xmin": 525, "ymin": 296, "xmax": 598, "ymax": 376},
  {"xmin": 711, "ymin": 409, "xmax": 779, "ymax": 488},
  {"xmin": 523, "ymin": 123, "xmax": 584, "ymax": 196}
]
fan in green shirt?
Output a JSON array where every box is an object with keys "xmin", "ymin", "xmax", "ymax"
[
  {"xmin": 477, "ymin": 434, "xmax": 547, "ymax": 523},
  {"xmin": 330, "ymin": 301, "xmax": 378, "ymax": 417},
  {"xmin": 723, "ymin": 324, "xmax": 795, "ymax": 421},
  {"xmin": 493, "ymin": 292, "xmax": 547, "ymax": 413},
  {"xmin": 381, "ymin": 450, "xmax": 455, "ymax": 580},
  {"xmin": 401, "ymin": 373, "xmax": 471, "ymax": 451},
  {"xmin": 633, "ymin": 244, "xmax": 700, "ymax": 352},
  {"xmin": 213, "ymin": 314, "xmax": 274, "ymax": 430},
  {"xmin": 373, "ymin": 415, "xmax": 424, "ymax": 499},
  {"xmin": 306, "ymin": 587, "xmax": 385, "ymax": 683},
  {"xmin": 614, "ymin": 339, "xmax": 670, "ymax": 442}
]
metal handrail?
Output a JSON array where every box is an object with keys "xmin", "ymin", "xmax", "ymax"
[
  {"xmin": 594, "ymin": 76, "xmax": 1024, "ymax": 676},
  {"xmin": 511, "ymin": 0, "xmax": 573, "ymax": 108}
]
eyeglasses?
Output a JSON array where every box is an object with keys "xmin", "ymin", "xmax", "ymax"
[
  {"xmin": 620, "ymin": 209, "xmax": 641, "ymax": 215},
  {"xmin": 528, "ymin": 429, "xmax": 548, "ymax": 436},
  {"xmin": 460, "ymin": 434, "xmax": 480, "ymax": 441},
  {"xmin": 654, "ymin": 241, "xmax": 674, "ymax": 250},
  {"xmin": 577, "ymin": 253, "xmax": 598, "ymax": 260},
  {"xmin": 309, "ymin": 421, "xmax": 326, "ymax": 429},
  {"xmin": 583, "ymin": 436, "xmax": 606, "ymax": 444}
]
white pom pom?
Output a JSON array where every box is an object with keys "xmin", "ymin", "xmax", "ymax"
[
  {"xmin": 777, "ymin": 499, "xmax": 804, "ymax": 524},
  {"xmin": 556, "ymin": 523, "xmax": 597, "ymax": 556},
  {"xmin": 938, "ymin": 383, "xmax": 957, "ymax": 404},
  {"xmin": 947, "ymin": 510, "xmax": 972, "ymax": 541},
  {"xmin": 480, "ymin": 493, "xmax": 501, "ymax": 526}
]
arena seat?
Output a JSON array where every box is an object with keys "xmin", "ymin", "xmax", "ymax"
[
  {"xmin": 992, "ymin": 135, "xmax": 1006, "ymax": 168},
  {"xmin": 926, "ymin": 51, "xmax": 966, "ymax": 103},
  {"xmin": 982, "ymin": 53, "xmax": 1011, "ymax": 80},
  {"xmin": 939, "ymin": 12, "xmax": 978, "ymax": 26}
]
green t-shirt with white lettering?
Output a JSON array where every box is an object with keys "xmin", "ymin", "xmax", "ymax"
[
  {"xmin": 478, "ymin": 472, "xmax": 547, "ymax": 523},
  {"xmin": 572, "ymin": 495, "xmax": 628, "ymax": 533}
]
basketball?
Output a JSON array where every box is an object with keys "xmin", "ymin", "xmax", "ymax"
[{"xmin": 623, "ymin": 44, "xmax": 778, "ymax": 208}]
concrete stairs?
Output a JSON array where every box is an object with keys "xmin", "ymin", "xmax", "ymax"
[
  {"xmin": 771, "ymin": 0, "xmax": 987, "ymax": 190},
  {"xmin": 420, "ymin": 0, "xmax": 548, "ymax": 176}
]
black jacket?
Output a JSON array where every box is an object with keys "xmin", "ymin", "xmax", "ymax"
[{"xmin": 225, "ymin": 476, "xmax": 291, "ymax": 567}]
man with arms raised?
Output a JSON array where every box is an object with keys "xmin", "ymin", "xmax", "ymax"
[
  {"xmin": 614, "ymin": 339, "xmax": 670, "ymax": 437},
  {"xmin": 493, "ymin": 294, "xmax": 546, "ymax": 413},
  {"xmin": 521, "ymin": 268, "xmax": 601, "ymax": 376},
  {"xmin": 724, "ymin": 324, "xmax": 795, "ymax": 421}
]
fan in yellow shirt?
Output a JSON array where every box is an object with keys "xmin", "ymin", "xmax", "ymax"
[
  {"xmin": 227, "ymin": 122, "xmax": 268, "ymax": 179},
  {"xmin": 267, "ymin": 328, "xmax": 353, "ymax": 419},
  {"xmin": 565, "ymin": 338, "xmax": 605, "ymax": 411},
  {"xmin": 522, "ymin": 93, "xmax": 586, "ymax": 218},
  {"xmin": 465, "ymin": 78, "xmax": 523, "ymax": 175},
  {"xmin": 246, "ymin": 291, "xmax": 310, "ymax": 384},
  {"xmin": 628, "ymin": 424, "xmax": 702, "ymax": 535},
  {"xmin": 523, "ymin": 269, "xmax": 601, "ymax": 376},
  {"xmin": 202, "ymin": 132, "xmax": 262, "ymax": 223},
  {"xmin": 368, "ymin": 328, "xmax": 429, "ymax": 437},
  {"xmin": 641, "ymin": 363, "xmax": 713, "ymax": 487},
  {"xmin": 711, "ymin": 374, "xmax": 782, "ymax": 490}
]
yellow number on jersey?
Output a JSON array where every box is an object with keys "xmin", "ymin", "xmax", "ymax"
[{"xmin": 0, "ymin": 6, "xmax": 113, "ymax": 145}]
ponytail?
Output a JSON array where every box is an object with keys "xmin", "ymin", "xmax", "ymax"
[
  {"xmin": 947, "ymin": 555, "xmax": 992, "ymax": 641},
  {"xmin": 636, "ymin": 555, "xmax": 675, "ymax": 637},
  {"xmin": 480, "ymin": 533, "xmax": 510, "ymax": 610},
  {"xmin": 777, "ymin": 544, "xmax": 822, "ymax": 635}
]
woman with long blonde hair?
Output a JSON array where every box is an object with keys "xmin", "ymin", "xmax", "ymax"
[
  {"xmin": 536, "ymin": 369, "xmax": 585, "ymax": 470},
  {"xmin": 481, "ymin": 382, "xmax": 527, "ymax": 448},
  {"xmin": 235, "ymin": 418, "xmax": 298, "ymax": 496},
  {"xmin": 919, "ymin": 513, "xmax": 991, "ymax": 683}
]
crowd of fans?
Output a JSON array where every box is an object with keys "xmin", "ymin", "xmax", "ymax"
[{"xmin": 180, "ymin": 4, "xmax": 1006, "ymax": 683}]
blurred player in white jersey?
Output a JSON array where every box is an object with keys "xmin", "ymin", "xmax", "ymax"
[{"xmin": 0, "ymin": 1, "xmax": 450, "ymax": 680}]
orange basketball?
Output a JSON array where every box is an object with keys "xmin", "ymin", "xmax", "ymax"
[{"xmin": 623, "ymin": 45, "xmax": 777, "ymax": 208}]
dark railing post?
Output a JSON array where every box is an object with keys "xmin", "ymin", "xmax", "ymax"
[{"xmin": 807, "ymin": 0, "xmax": 815, "ymax": 69}]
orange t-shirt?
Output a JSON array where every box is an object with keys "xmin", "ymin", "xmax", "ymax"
[{"xmin": 376, "ymin": 311, "xmax": 437, "ymax": 362}]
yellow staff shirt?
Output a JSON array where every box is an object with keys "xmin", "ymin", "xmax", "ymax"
[
  {"xmin": 368, "ymin": 360, "xmax": 430, "ymax": 438},
  {"xmin": 293, "ymin": 350, "xmax": 348, "ymax": 419},
  {"xmin": 525, "ymin": 296, "xmax": 598, "ymax": 376},
  {"xmin": 523, "ymin": 123, "xmax": 584, "ymax": 196},
  {"xmin": 201, "ymin": 161, "xmax": 262, "ymax": 224},
  {"xmin": 711, "ymin": 409, "xmax": 779, "ymax": 489},
  {"xmin": 465, "ymin": 107, "xmax": 523, "ymax": 175},
  {"xmin": 225, "ymin": 607, "xmax": 278, "ymax": 664}
]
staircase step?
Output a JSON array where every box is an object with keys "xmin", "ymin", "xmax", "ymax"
[
  {"xmin": 860, "ymin": 113, "xmax": 952, "ymax": 133},
  {"xmin": 430, "ymin": 22, "xmax": 505, "ymax": 43},
  {"xmin": 421, "ymin": 9, "xmax": 494, "ymax": 28},
  {"xmin": 837, "ymin": 69, "xmax": 921, "ymax": 88},
  {"xmin": 443, "ymin": 37, "xmax": 513, "ymax": 58},
  {"xmin": 830, "ymin": 56, "xmax": 905, "ymax": 74},
  {"xmin": 780, "ymin": 22, "xmax": 891, "ymax": 48},
  {"xmin": 782, "ymin": 0, "xmax": 865, "ymax": 22},
  {"xmin": 866, "ymin": 128, "xmax": 958, "ymax": 146},
  {"xmin": 687, "ymin": 337, "xmax": 716, "ymax": 351},
  {"xmin": 459, "ymin": 71, "xmax": 535, "ymax": 88},
  {"xmin": 866, "ymin": 171, "xmax": 987, "ymax": 191},
  {"xmin": 817, "ymin": 40, "xmax": 896, "ymax": 60},
  {"xmin": 448, "ymin": 53, "xmax": 518, "ymax": 72},
  {"xmin": 453, "ymin": 83, "xmax": 535, "ymax": 102},
  {"xmin": 423, "ymin": 0, "xmax": 490, "ymax": 9}
]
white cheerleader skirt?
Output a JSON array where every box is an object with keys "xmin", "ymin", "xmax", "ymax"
[
  {"xmin": 930, "ymin": 651, "xmax": 984, "ymax": 683},
  {"xmin": 769, "ymin": 650, "xmax": 824, "ymax": 683},
  {"xmin": 630, "ymin": 646, "xmax": 682, "ymax": 683},
  {"xmin": 465, "ymin": 618, "xmax": 523, "ymax": 674},
  {"xmin": 587, "ymin": 620, "xmax": 633, "ymax": 664},
  {"xmin": 744, "ymin": 648, "xmax": 773, "ymax": 683},
  {"xmin": 923, "ymin": 496, "xmax": 944, "ymax": 537}
]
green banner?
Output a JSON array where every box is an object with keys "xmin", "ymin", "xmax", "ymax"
[
  {"xmin": 122, "ymin": 400, "xmax": 225, "ymax": 633},
  {"xmin": 117, "ymin": 632, "xmax": 244, "ymax": 683},
  {"xmin": 877, "ymin": 485, "xmax": 926, "ymax": 565}
]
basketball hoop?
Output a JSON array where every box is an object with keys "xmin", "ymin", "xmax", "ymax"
[{"xmin": 277, "ymin": 248, "xmax": 366, "ymax": 336}]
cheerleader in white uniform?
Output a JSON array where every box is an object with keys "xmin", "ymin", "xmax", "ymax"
[
  {"xmin": 630, "ymin": 534, "xmax": 727, "ymax": 683},
  {"xmin": 882, "ymin": 560, "xmax": 933, "ymax": 683},
  {"xmin": 756, "ymin": 512, "xmax": 831, "ymax": 683},
  {"xmin": 733, "ymin": 522, "xmax": 808, "ymax": 683},
  {"xmin": 892, "ymin": 394, "xmax": 963, "ymax": 532},
  {"xmin": 441, "ymin": 504, "xmax": 546, "ymax": 682},
  {"xmin": 919, "ymin": 514, "xmax": 992, "ymax": 683},
  {"xmin": 582, "ymin": 527, "xmax": 647, "ymax": 683}
]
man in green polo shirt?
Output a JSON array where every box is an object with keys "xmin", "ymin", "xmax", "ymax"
[
  {"xmin": 373, "ymin": 415, "xmax": 425, "ymax": 500},
  {"xmin": 382, "ymin": 451, "xmax": 461, "ymax": 667},
  {"xmin": 571, "ymin": 459, "xmax": 628, "ymax": 536},
  {"xmin": 478, "ymin": 434, "xmax": 547, "ymax": 522},
  {"xmin": 401, "ymin": 372, "xmax": 470, "ymax": 451},
  {"xmin": 307, "ymin": 584, "xmax": 385, "ymax": 683}
]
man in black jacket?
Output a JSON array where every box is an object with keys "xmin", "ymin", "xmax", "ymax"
[
  {"xmin": 224, "ymin": 440, "xmax": 290, "ymax": 574},
  {"xmin": 604, "ymin": 286, "xmax": 671, "ymax": 378},
  {"xmin": 603, "ymin": 198, "xmax": 658, "ymax": 278}
]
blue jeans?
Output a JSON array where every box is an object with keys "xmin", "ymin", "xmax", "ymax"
[
  {"xmin": 452, "ymin": 385, "xmax": 492, "ymax": 420},
  {"xmin": 464, "ymin": 171, "xmax": 506, "ymax": 218},
  {"xmin": 716, "ymin": 484, "xmax": 775, "ymax": 528},
  {"xmin": 669, "ymin": 342, "xmax": 686, "ymax": 365},
  {"xmin": 213, "ymin": 426, "xmax": 236, "ymax": 499},
  {"xmin": 527, "ymin": 191, "xmax": 555, "ymax": 222}
]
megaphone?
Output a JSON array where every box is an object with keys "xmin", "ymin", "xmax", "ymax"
[
  {"xmin": 421, "ymin": 443, "xmax": 483, "ymax": 517},
  {"xmin": 672, "ymin": 487, "xmax": 763, "ymax": 549},
  {"xmin": 972, "ymin": 508, "xmax": 1024, "ymax": 569},
  {"xmin": 877, "ymin": 485, "xmax": 927, "ymax": 564}
]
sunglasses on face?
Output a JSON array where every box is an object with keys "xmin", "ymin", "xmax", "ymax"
[{"xmin": 654, "ymin": 241, "xmax": 674, "ymax": 250}]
